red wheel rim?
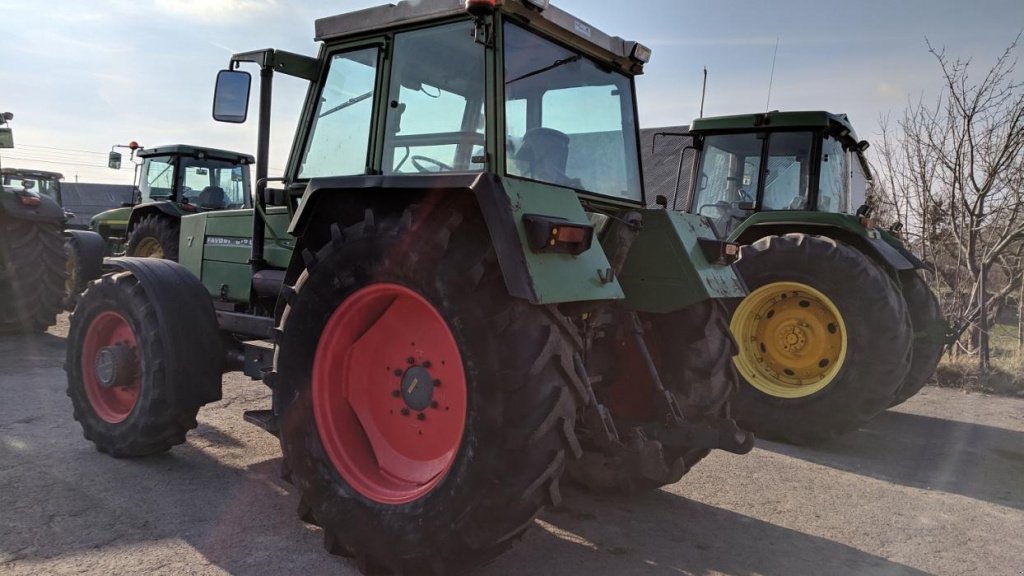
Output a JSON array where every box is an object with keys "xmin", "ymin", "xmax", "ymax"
[
  {"xmin": 81, "ymin": 311, "xmax": 141, "ymax": 424},
  {"xmin": 312, "ymin": 283, "xmax": 467, "ymax": 505}
]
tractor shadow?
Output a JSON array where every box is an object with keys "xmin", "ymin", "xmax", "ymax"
[
  {"xmin": 759, "ymin": 409, "xmax": 1024, "ymax": 511},
  {"xmin": 485, "ymin": 488, "xmax": 929, "ymax": 576},
  {"xmin": 0, "ymin": 331, "xmax": 66, "ymax": 372}
]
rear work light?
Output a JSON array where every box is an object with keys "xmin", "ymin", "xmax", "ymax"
[
  {"xmin": 523, "ymin": 214, "xmax": 594, "ymax": 256},
  {"xmin": 697, "ymin": 237, "xmax": 740, "ymax": 265}
]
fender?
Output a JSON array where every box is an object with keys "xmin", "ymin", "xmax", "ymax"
[
  {"xmin": 729, "ymin": 211, "xmax": 918, "ymax": 273},
  {"xmin": 0, "ymin": 192, "xmax": 65, "ymax": 224},
  {"xmin": 125, "ymin": 201, "xmax": 185, "ymax": 233},
  {"xmin": 65, "ymin": 230, "xmax": 107, "ymax": 287},
  {"xmin": 286, "ymin": 173, "xmax": 623, "ymax": 306},
  {"xmin": 104, "ymin": 257, "xmax": 224, "ymax": 404}
]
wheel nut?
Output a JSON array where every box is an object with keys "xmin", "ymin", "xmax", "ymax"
[
  {"xmin": 401, "ymin": 408, "xmax": 410, "ymax": 416},
  {"xmin": 433, "ymin": 379, "xmax": 441, "ymax": 388},
  {"xmin": 417, "ymin": 413, "xmax": 426, "ymax": 421},
  {"xmin": 391, "ymin": 390, "xmax": 401, "ymax": 398},
  {"xmin": 431, "ymin": 401, "xmax": 439, "ymax": 409},
  {"xmin": 422, "ymin": 360, "xmax": 432, "ymax": 368},
  {"xmin": 406, "ymin": 357, "xmax": 415, "ymax": 365},
  {"xmin": 394, "ymin": 369, "xmax": 403, "ymax": 377}
]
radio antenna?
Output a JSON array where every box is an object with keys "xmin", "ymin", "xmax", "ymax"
[
  {"xmin": 766, "ymin": 38, "xmax": 780, "ymax": 112},
  {"xmin": 699, "ymin": 67, "xmax": 708, "ymax": 118}
]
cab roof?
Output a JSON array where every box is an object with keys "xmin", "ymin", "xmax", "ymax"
[
  {"xmin": 689, "ymin": 111, "xmax": 859, "ymax": 141},
  {"xmin": 1, "ymin": 167, "xmax": 64, "ymax": 180},
  {"xmin": 138, "ymin": 144, "xmax": 255, "ymax": 164},
  {"xmin": 314, "ymin": 0, "xmax": 648, "ymax": 75}
]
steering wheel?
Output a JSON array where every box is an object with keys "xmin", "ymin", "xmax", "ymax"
[{"xmin": 411, "ymin": 155, "xmax": 453, "ymax": 173}]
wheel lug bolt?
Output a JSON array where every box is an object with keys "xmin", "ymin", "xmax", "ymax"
[
  {"xmin": 406, "ymin": 357, "xmax": 416, "ymax": 365},
  {"xmin": 417, "ymin": 413, "xmax": 426, "ymax": 421},
  {"xmin": 431, "ymin": 401, "xmax": 439, "ymax": 409},
  {"xmin": 433, "ymin": 379, "xmax": 441, "ymax": 388},
  {"xmin": 391, "ymin": 390, "xmax": 401, "ymax": 398},
  {"xmin": 401, "ymin": 408, "xmax": 410, "ymax": 416},
  {"xmin": 422, "ymin": 360, "xmax": 431, "ymax": 368},
  {"xmin": 394, "ymin": 369, "xmax": 403, "ymax": 377}
]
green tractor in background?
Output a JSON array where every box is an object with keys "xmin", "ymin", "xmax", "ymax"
[
  {"xmin": 0, "ymin": 166, "xmax": 69, "ymax": 331},
  {"xmin": 93, "ymin": 143, "xmax": 253, "ymax": 260},
  {"xmin": 66, "ymin": 0, "xmax": 755, "ymax": 572},
  {"xmin": 646, "ymin": 111, "xmax": 949, "ymax": 444}
]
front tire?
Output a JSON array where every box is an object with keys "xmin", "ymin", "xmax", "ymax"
[
  {"xmin": 729, "ymin": 234, "xmax": 912, "ymax": 444},
  {"xmin": 0, "ymin": 216, "xmax": 66, "ymax": 333},
  {"xmin": 273, "ymin": 204, "xmax": 583, "ymax": 574},
  {"xmin": 889, "ymin": 272, "xmax": 945, "ymax": 406},
  {"xmin": 126, "ymin": 215, "xmax": 180, "ymax": 261}
]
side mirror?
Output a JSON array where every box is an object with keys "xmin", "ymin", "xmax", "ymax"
[
  {"xmin": 108, "ymin": 151, "xmax": 122, "ymax": 170},
  {"xmin": 213, "ymin": 70, "xmax": 252, "ymax": 123},
  {"xmin": 0, "ymin": 127, "xmax": 13, "ymax": 149}
]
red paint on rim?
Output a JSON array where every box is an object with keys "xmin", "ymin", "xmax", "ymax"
[
  {"xmin": 312, "ymin": 283, "xmax": 467, "ymax": 505},
  {"xmin": 81, "ymin": 311, "xmax": 141, "ymax": 424}
]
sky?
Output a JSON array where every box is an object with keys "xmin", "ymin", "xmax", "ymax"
[{"xmin": 1, "ymin": 0, "xmax": 1022, "ymax": 184}]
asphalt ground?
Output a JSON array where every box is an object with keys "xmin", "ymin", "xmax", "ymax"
[{"xmin": 1, "ymin": 316, "xmax": 1022, "ymax": 575}]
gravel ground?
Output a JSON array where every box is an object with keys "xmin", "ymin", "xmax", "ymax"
[{"xmin": 1, "ymin": 315, "xmax": 1022, "ymax": 575}]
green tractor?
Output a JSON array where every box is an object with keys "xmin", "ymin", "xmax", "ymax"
[
  {"xmin": 92, "ymin": 144, "xmax": 253, "ymax": 260},
  {"xmin": 66, "ymin": 0, "xmax": 754, "ymax": 572},
  {"xmin": 0, "ymin": 167, "xmax": 68, "ymax": 331},
  {"xmin": 648, "ymin": 111, "xmax": 949, "ymax": 444}
]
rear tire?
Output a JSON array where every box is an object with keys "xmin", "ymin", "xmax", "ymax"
[
  {"xmin": 126, "ymin": 215, "xmax": 179, "ymax": 261},
  {"xmin": 889, "ymin": 272, "xmax": 945, "ymax": 407},
  {"xmin": 66, "ymin": 271, "xmax": 213, "ymax": 456},
  {"xmin": 273, "ymin": 204, "xmax": 583, "ymax": 574},
  {"xmin": 729, "ymin": 234, "xmax": 912, "ymax": 444},
  {"xmin": 0, "ymin": 216, "xmax": 66, "ymax": 333}
]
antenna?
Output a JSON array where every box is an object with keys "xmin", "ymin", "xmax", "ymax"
[
  {"xmin": 766, "ymin": 37, "xmax": 780, "ymax": 112},
  {"xmin": 700, "ymin": 66, "xmax": 708, "ymax": 117}
]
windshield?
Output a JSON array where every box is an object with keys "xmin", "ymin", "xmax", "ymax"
[
  {"xmin": 140, "ymin": 156, "xmax": 175, "ymax": 201},
  {"xmin": 180, "ymin": 158, "xmax": 251, "ymax": 209},
  {"xmin": 503, "ymin": 22, "xmax": 642, "ymax": 201},
  {"xmin": 2, "ymin": 174, "xmax": 59, "ymax": 198}
]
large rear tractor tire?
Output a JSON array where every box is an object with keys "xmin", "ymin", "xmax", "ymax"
[
  {"xmin": 126, "ymin": 215, "xmax": 180, "ymax": 261},
  {"xmin": 272, "ymin": 204, "xmax": 583, "ymax": 575},
  {"xmin": 889, "ymin": 272, "xmax": 945, "ymax": 407},
  {"xmin": 0, "ymin": 216, "xmax": 66, "ymax": 333},
  {"xmin": 729, "ymin": 234, "xmax": 913, "ymax": 444},
  {"xmin": 66, "ymin": 266, "xmax": 222, "ymax": 457}
]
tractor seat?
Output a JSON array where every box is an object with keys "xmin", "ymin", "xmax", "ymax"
[
  {"xmin": 514, "ymin": 127, "xmax": 581, "ymax": 188},
  {"xmin": 197, "ymin": 186, "xmax": 229, "ymax": 210}
]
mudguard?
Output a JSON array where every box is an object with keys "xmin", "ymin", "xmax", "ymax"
[
  {"xmin": 0, "ymin": 192, "xmax": 65, "ymax": 224},
  {"xmin": 619, "ymin": 209, "xmax": 747, "ymax": 313},
  {"xmin": 729, "ymin": 211, "xmax": 918, "ymax": 272},
  {"xmin": 104, "ymin": 257, "xmax": 224, "ymax": 404},
  {"xmin": 65, "ymin": 230, "xmax": 107, "ymax": 287}
]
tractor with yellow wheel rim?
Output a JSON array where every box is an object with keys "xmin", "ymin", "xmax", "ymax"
[{"xmin": 648, "ymin": 111, "xmax": 950, "ymax": 445}]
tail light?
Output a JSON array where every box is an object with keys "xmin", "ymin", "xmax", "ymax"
[
  {"xmin": 16, "ymin": 193, "xmax": 41, "ymax": 207},
  {"xmin": 523, "ymin": 214, "xmax": 594, "ymax": 256}
]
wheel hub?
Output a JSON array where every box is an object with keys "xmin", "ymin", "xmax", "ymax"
[
  {"xmin": 399, "ymin": 365, "xmax": 435, "ymax": 412},
  {"xmin": 94, "ymin": 344, "xmax": 136, "ymax": 389}
]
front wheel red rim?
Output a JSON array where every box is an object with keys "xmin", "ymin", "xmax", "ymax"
[
  {"xmin": 312, "ymin": 283, "xmax": 467, "ymax": 505},
  {"xmin": 81, "ymin": 311, "xmax": 141, "ymax": 423}
]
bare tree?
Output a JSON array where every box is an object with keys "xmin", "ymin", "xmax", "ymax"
[{"xmin": 874, "ymin": 34, "xmax": 1024, "ymax": 371}]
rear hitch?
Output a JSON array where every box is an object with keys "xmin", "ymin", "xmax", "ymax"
[{"xmin": 646, "ymin": 418, "xmax": 755, "ymax": 455}]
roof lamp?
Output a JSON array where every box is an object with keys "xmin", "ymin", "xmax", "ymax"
[
  {"xmin": 631, "ymin": 43, "xmax": 653, "ymax": 64},
  {"xmin": 522, "ymin": 0, "xmax": 549, "ymax": 10},
  {"xmin": 465, "ymin": 0, "xmax": 497, "ymax": 17}
]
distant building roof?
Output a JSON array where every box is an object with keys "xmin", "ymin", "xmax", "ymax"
[{"xmin": 61, "ymin": 182, "xmax": 136, "ymax": 229}]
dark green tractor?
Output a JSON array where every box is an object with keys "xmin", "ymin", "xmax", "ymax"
[
  {"xmin": 66, "ymin": 1, "xmax": 754, "ymax": 572},
  {"xmin": 648, "ymin": 111, "xmax": 949, "ymax": 444},
  {"xmin": 0, "ymin": 167, "xmax": 69, "ymax": 331},
  {"xmin": 92, "ymin": 144, "xmax": 253, "ymax": 260}
]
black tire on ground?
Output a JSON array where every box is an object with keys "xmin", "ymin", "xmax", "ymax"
[
  {"xmin": 889, "ymin": 272, "xmax": 945, "ymax": 407},
  {"xmin": 63, "ymin": 232, "xmax": 106, "ymax": 310},
  {"xmin": 65, "ymin": 271, "xmax": 215, "ymax": 457},
  {"xmin": 126, "ymin": 215, "xmax": 180, "ymax": 261},
  {"xmin": 0, "ymin": 216, "xmax": 67, "ymax": 333},
  {"xmin": 272, "ymin": 203, "xmax": 585, "ymax": 575},
  {"xmin": 730, "ymin": 234, "xmax": 913, "ymax": 444}
]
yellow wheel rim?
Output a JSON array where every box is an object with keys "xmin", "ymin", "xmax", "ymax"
[
  {"xmin": 134, "ymin": 237, "xmax": 164, "ymax": 259},
  {"xmin": 731, "ymin": 281, "xmax": 847, "ymax": 398}
]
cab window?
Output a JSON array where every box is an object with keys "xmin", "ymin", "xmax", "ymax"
[
  {"xmin": 382, "ymin": 21, "xmax": 486, "ymax": 174},
  {"xmin": 761, "ymin": 131, "xmax": 814, "ymax": 211},
  {"xmin": 141, "ymin": 156, "xmax": 175, "ymax": 201}
]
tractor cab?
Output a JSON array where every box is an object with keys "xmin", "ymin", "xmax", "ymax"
[
  {"xmin": 1, "ymin": 168, "xmax": 64, "ymax": 205},
  {"xmin": 685, "ymin": 111, "xmax": 872, "ymax": 237}
]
